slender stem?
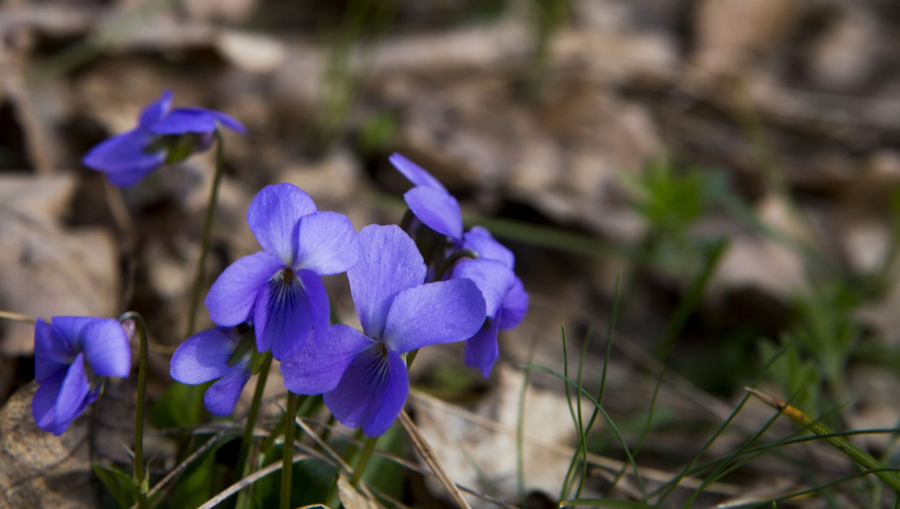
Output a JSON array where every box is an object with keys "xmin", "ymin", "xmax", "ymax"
[
  {"xmin": 0, "ymin": 310, "xmax": 37, "ymax": 324},
  {"xmin": 280, "ymin": 392, "xmax": 300, "ymax": 509},
  {"xmin": 119, "ymin": 311, "xmax": 149, "ymax": 508},
  {"xmin": 186, "ymin": 128, "xmax": 226, "ymax": 337},
  {"xmin": 234, "ymin": 356, "xmax": 271, "ymax": 509},
  {"xmin": 434, "ymin": 248, "xmax": 480, "ymax": 281},
  {"xmin": 350, "ymin": 436, "xmax": 378, "ymax": 487},
  {"xmin": 237, "ymin": 356, "xmax": 272, "ymax": 477}
]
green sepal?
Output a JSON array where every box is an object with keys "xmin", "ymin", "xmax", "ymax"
[
  {"xmin": 252, "ymin": 349, "xmax": 272, "ymax": 376},
  {"xmin": 228, "ymin": 329, "xmax": 257, "ymax": 367}
]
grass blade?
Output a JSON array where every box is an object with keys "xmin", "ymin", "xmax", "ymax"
[
  {"xmin": 518, "ymin": 336, "xmax": 539, "ymax": 506},
  {"xmin": 746, "ymin": 387, "xmax": 900, "ymax": 493},
  {"xmin": 560, "ymin": 498, "xmax": 657, "ymax": 508},
  {"xmin": 651, "ymin": 339, "xmax": 795, "ymax": 503},
  {"xmin": 525, "ymin": 364, "xmax": 648, "ymax": 499}
]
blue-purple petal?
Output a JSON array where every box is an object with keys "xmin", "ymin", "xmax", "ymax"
[
  {"xmin": 281, "ymin": 324, "xmax": 376, "ymax": 395},
  {"xmin": 499, "ymin": 277, "xmax": 528, "ymax": 330},
  {"xmin": 247, "ymin": 184, "xmax": 317, "ymax": 265},
  {"xmin": 206, "ymin": 251, "xmax": 284, "ymax": 326},
  {"xmin": 148, "ymin": 108, "xmax": 217, "ymax": 135},
  {"xmin": 82, "ymin": 129, "xmax": 165, "ymax": 186},
  {"xmin": 348, "ymin": 225, "xmax": 426, "ymax": 338},
  {"xmin": 382, "ymin": 278, "xmax": 486, "ymax": 354},
  {"xmin": 49, "ymin": 316, "xmax": 96, "ymax": 350},
  {"xmin": 362, "ymin": 351, "xmax": 409, "ymax": 437},
  {"xmin": 254, "ymin": 270, "xmax": 314, "ymax": 360},
  {"xmin": 323, "ymin": 347, "xmax": 409, "ymax": 437},
  {"xmin": 32, "ymin": 370, "xmax": 65, "ymax": 434},
  {"xmin": 34, "ymin": 319, "xmax": 74, "ymax": 383},
  {"xmin": 464, "ymin": 317, "xmax": 501, "ymax": 378},
  {"xmin": 389, "ymin": 153, "xmax": 447, "ymax": 192},
  {"xmin": 463, "ymin": 226, "xmax": 515, "ymax": 268},
  {"xmin": 171, "ymin": 327, "xmax": 239, "ymax": 384},
  {"xmin": 138, "ymin": 90, "xmax": 173, "ymax": 128},
  {"xmin": 210, "ymin": 110, "xmax": 247, "ymax": 134},
  {"xmin": 294, "ymin": 211, "xmax": 360, "ymax": 276},
  {"xmin": 404, "ymin": 186, "xmax": 464, "ymax": 241},
  {"xmin": 297, "ymin": 269, "xmax": 330, "ymax": 348},
  {"xmin": 81, "ymin": 318, "xmax": 131, "ymax": 378},
  {"xmin": 54, "ymin": 354, "xmax": 90, "ymax": 432},
  {"xmin": 203, "ymin": 367, "xmax": 252, "ymax": 416},
  {"xmin": 452, "ymin": 259, "xmax": 515, "ymax": 318}
]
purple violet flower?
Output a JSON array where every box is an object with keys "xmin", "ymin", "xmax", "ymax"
[
  {"xmin": 170, "ymin": 326, "xmax": 251, "ymax": 416},
  {"xmin": 389, "ymin": 153, "xmax": 464, "ymax": 243},
  {"xmin": 82, "ymin": 90, "xmax": 246, "ymax": 187},
  {"xmin": 281, "ymin": 225, "xmax": 486, "ymax": 437},
  {"xmin": 451, "ymin": 229, "xmax": 529, "ymax": 377},
  {"xmin": 32, "ymin": 316, "xmax": 131, "ymax": 435},
  {"xmin": 205, "ymin": 183, "xmax": 361, "ymax": 360},
  {"xmin": 389, "ymin": 154, "xmax": 530, "ymax": 377}
]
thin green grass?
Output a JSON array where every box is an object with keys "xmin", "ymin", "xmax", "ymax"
[
  {"xmin": 561, "ymin": 277, "xmax": 622, "ymax": 500},
  {"xmin": 676, "ymin": 387, "xmax": 811, "ymax": 508},
  {"xmin": 649, "ymin": 339, "xmax": 795, "ymax": 503},
  {"xmin": 525, "ymin": 363, "xmax": 648, "ymax": 500},
  {"xmin": 518, "ymin": 336, "xmax": 539, "ymax": 506}
]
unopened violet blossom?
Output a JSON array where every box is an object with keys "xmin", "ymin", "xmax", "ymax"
[
  {"xmin": 83, "ymin": 90, "xmax": 245, "ymax": 187},
  {"xmin": 205, "ymin": 183, "xmax": 360, "ymax": 360},
  {"xmin": 170, "ymin": 326, "xmax": 252, "ymax": 416},
  {"xmin": 451, "ymin": 226, "xmax": 529, "ymax": 377},
  {"xmin": 32, "ymin": 316, "xmax": 131, "ymax": 435},
  {"xmin": 389, "ymin": 153, "xmax": 464, "ymax": 243},
  {"xmin": 281, "ymin": 225, "xmax": 486, "ymax": 437}
]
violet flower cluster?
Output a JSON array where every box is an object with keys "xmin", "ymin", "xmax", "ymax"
[
  {"xmin": 32, "ymin": 92, "xmax": 528, "ymax": 438},
  {"xmin": 169, "ymin": 154, "xmax": 528, "ymax": 435}
]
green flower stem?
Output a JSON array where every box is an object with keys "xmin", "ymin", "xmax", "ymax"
[
  {"xmin": 119, "ymin": 311, "xmax": 149, "ymax": 508},
  {"xmin": 280, "ymin": 392, "xmax": 301, "ymax": 509},
  {"xmin": 237, "ymin": 354, "xmax": 272, "ymax": 476},
  {"xmin": 434, "ymin": 248, "xmax": 479, "ymax": 282},
  {"xmin": 350, "ymin": 436, "xmax": 377, "ymax": 487},
  {"xmin": 185, "ymin": 128, "xmax": 226, "ymax": 338}
]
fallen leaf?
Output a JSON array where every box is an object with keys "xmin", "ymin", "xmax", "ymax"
[
  {"xmin": 0, "ymin": 383, "xmax": 98, "ymax": 508},
  {"xmin": 337, "ymin": 473, "xmax": 380, "ymax": 509},
  {"xmin": 0, "ymin": 175, "xmax": 120, "ymax": 356}
]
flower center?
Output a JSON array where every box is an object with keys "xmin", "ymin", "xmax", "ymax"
[{"xmin": 282, "ymin": 267, "xmax": 294, "ymax": 280}]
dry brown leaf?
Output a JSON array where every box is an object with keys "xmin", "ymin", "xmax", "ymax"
[
  {"xmin": 0, "ymin": 383, "xmax": 98, "ymax": 508},
  {"xmin": 337, "ymin": 473, "xmax": 380, "ymax": 509},
  {"xmin": 408, "ymin": 365, "xmax": 587, "ymax": 504},
  {"xmin": 0, "ymin": 175, "xmax": 119, "ymax": 355}
]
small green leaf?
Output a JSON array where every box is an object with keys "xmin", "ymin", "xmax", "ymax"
[
  {"xmin": 93, "ymin": 464, "xmax": 139, "ymax": 509},
  {"xmin": 229, "ymin": 329, "xmax": 256, "ymax": 367}
]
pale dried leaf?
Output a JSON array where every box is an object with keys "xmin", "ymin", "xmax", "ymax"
[
  {"xmin": 0, "ymin": 175, "xmax": 119, "ymax": 355},
  {"xmin": 337, "ymin": 474, "xmax": 380, "ymax": 509},
  {"xmin": 0, "ymin": 383, "xmax": 98, "ymax": 508}
]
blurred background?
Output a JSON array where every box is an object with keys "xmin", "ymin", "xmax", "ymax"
[{"xmin": 2, "ymin": 0, "xmax": 900, "ymax": 507}]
